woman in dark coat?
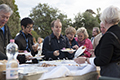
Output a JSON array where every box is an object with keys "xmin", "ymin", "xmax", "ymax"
[{"xmin": 74, "ymin": 6, "xmax": 120, "ymax": 78}]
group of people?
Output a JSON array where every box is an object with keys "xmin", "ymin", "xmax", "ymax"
[
  {"xmin": 0, "ymin": 3, "xmax": 120, "ymax": 78},
  {"xmin": 42, "ymin": 19, "xmax": 94, "ymax": 60}
]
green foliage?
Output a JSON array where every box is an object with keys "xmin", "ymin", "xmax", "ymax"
[
  {"xmin": 73, "ymin": 12, "xmax": 99, "ymax": 38},
  {"xmin": 96, "ymin": 8, "xmax": 101, "ymax": 23},
  {"xmin": 85, "ymin": 9, "xmax": 96, "ymax": 14},
  {"xmin": 57, "ymin": 13, "xmax": 72, "ymax": 35},
  {"xmin": 73, "ymin": 12, "xmax": 84, "ymax": 29},
  {"xmin": 0, "ymin": 0, "xmax": 21, "ymax": 38},
  {"xmin": 82, "ymin": 12, "xmax": 99, "ymax": 37},
  {"xmin": 31, "ymin": 30, "xmax": 39, "ymax": 40},
  {"xmin": 0, "ymin": 1, "xmax": 102, "ymax": 39},
  {"xmin": 29, "ymin": 3, "xmax": 72, "ymax": 38}
]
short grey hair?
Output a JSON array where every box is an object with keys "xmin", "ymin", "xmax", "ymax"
[
  {"xmin": 76, "ymin": 27, "xmax": 89, "ymax": 39},
  {"xmin": 93, "ymin": 27, "xmax": 100, "ymax": 34},
  {"xmin": 0, "ymin": 4, "xmax": 13, "ymax": 16},
  {"xmin": 51, "ymin": 19, "xmax": 62, "ymax": 27},
  {"xmin": 100, "ymin": 5, "xmax": 120, "ymax": 24}
]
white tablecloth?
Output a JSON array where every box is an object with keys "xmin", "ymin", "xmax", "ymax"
[{"xmin": 39, "ymin": 61, "xmax": 96, "ymax": 80}]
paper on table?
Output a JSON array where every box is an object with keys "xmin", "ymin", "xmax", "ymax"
[{"xmin": 74, "ymin": 45, "xmax": 86, "ymax": 58}]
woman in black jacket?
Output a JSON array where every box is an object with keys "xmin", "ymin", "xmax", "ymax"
[{"xmin": 74, "ymin": 6, "xmax": 120, "ymax": 78}]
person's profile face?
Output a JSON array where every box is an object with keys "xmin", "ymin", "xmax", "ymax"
[
  {"xmin": 52, "ymin": 21, "xmax": 62, "ymax": 36},
  {"xmin": 100, "ymin": 22, "xmax": 107, "ymax": 34},
  {"xmin": 92, "ymin": 29, "xmax": 98, "ymax": 37},
  {"xmin": 100, "ymin": 26, "xmax": 107, "ymax": 34},
  {"xmin": 0, "ymin": 11, "xmax": 10, "ymax": 27}
]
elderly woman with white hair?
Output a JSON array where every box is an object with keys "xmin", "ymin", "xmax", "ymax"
[{"xmin": 74, "ymin": 6, "xmax": 120, "ymax": 78}]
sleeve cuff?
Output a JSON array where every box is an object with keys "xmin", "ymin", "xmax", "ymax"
[{"xmin": 89, "ymin": 57, "xmax": 96, "ymax": 66}]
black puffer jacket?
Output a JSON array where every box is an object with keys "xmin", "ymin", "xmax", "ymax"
[{"xmin": 0, "ymin": 24, "xmax": 11, "ymax": 60}]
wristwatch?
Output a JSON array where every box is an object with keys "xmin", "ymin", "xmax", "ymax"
[{"xmin": 85, "ymin": 58, "xmax": 88, "ymax": 61}]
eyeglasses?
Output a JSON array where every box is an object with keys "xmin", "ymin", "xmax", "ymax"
[{"xmin": 26, "ymin": 26, "xmax": 33, "ymax": 29}]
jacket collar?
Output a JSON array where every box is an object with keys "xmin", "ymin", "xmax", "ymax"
[
  {"xmin": 107, "ymin": 25, "xmax": 118, "ymax": 32},
  {"xmin": 51, "ymin": 33, "xmax": 64, "ymax": 39},
  {"xmin": 20, "ymin": 30, "xmax": 31, "ymax": 37}
]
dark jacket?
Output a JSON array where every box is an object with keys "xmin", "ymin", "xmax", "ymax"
[
  {"xmin": 70, "ymin": 38, "xmax": 79, "ymax": 48},
  {"xmin": 68, "ymin": 37, "xmax": 79, "ymax": 57},
  {"xmin": 15, "ymin": 30, "xmax": 37, "ymax": 63},
  {"xmin": 94, "ymin": 25, "xmax": 120, "ymax": 66},
  {"xmin": 0, "ymin": 24, "xmax": 11, "ymax": 60},
  {"xmin": 42, "ymin": 33, "xmax": 74, "ymax": 60}
]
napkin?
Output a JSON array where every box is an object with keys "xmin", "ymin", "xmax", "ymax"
[
  {"xmin": 39, "ymin": 66, "xmax": 71, "ymax": 80},
  {"xmin": 67, "ymin": 64, "xmax": 96, "ymax": 76}
]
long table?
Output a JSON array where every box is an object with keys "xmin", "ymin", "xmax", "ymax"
[
  {"xmin": 48, "ymin": 71, "xmax": 98, "ymax": 80},
  {"xmin": 0, "ymin": 71, "xmax": 98, "ymax": 80},
  {"xmin": 21, "ymin": 71, "xmax": 98, "ymax": 80},
  {"xmin": 0, "ymin": 60, "xmax": 99, "ymax": 80}
]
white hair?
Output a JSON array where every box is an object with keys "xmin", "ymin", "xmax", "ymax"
[
  {"xmin": 0, "ymin": 4, "xmax": 13, "ymax": 16},
  {"xmin": 100, "ymin": 6, "xmax": 120, "ymax": 24}
]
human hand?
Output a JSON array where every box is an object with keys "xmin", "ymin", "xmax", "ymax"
[
  {"xmin": 26, "ymin": 55, "xmax": 33, "ymax": 60},
  {"xmin": 32, "ymin": 44, "xmax": 38, "ymax": 52},
  {"xmin": 53, "ymin": 50, "xmax": 60, "ymax": 56},
  {"xmin": 72, "ymin": 45, "xmax": 79, "ymax": 50},
  {"xmin": 38, "ymin": 48, "xmax": 41, "ymax": 51},
  {"xmin": 68, "ymin": 50, "xmax": 74, "ymax": 54},
  {"xmin": 89, "ymin": 49, "xmax": 95, "ymax": 57},
  {"xmin": 24, "ymin": 51, "xmax": 33, "ymax": 60},
  {"xmin": 74, "ymin": 57, "xmax": 86, "ymax": 64}
]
